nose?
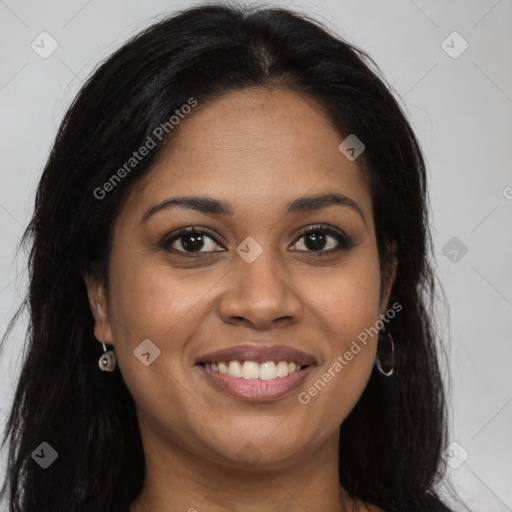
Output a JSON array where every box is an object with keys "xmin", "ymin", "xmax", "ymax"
[{"xmin": 218, "ymin": 250, "xmax": 304, "ymax": 330}]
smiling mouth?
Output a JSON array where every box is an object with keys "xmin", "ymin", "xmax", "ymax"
[
  {"xmin": 198, "ymin": 360, "xmax": 308, "ymax": 380},
  {"xmin": 196, "ymin": 359, "xmax": 315, "ymax": 401}
]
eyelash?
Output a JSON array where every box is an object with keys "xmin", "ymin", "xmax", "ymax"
[{"xmin": 161, "ymin": 224, "xmax": 353, "ymax": 257}]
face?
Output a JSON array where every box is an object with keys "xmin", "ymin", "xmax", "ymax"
[{"xmin": 87, "ymin": 88, "xmax": 396, "ymax": 471}]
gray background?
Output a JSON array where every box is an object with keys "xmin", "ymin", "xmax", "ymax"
[{"xmin": 0, "ymin": 0, "xmax": 511, "ymax": 510}]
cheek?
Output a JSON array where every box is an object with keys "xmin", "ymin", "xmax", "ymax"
[
  {"xmin": 108, "ymin": 252, "xmax": 211, "ymax": 342},
  {"xmin": 106, "ymin": 257, "xmax": 213, "ymax": 434},
  {"xmin": 105, "ymin": 253, "xmax": 204, "ymax": 390},
  {"xmin": 296, "ymin": 255, "xmax": 382, "ymax": 423},
  {"xmin": 310, "ymin": 253, "xmax": 382, "ymax": 342}
]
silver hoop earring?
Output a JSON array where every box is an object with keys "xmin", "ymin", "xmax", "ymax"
[
  {"xmin": 375, "ymin": 328, "xmax": 394, "ymax": 377},
  {"xmin": 98, "ymin": 342, "xmax": 116, "ymax": 372}
]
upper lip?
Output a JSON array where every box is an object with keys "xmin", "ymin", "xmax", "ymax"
[{"xmin": 196, "ymin": 344, "xmax": 316, "ymax": 366}]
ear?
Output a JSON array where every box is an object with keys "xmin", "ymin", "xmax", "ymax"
[
  {"xmin": 84, "ymin": 273, "xmax": 113, "ymax": 346},
  {"xmin": 379, "ymin": 241, "xmax": 398, "ymax": 316}
]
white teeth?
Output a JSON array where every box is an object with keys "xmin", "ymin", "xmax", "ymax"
[
  {"xmin": 242, "ymin": 361, "xmax": 259, "ymax": 379},
  {"xmin": 227, "ymin": 360, "xmax": 243, "ymax": 378},
  {"xmin": 205, "ymin": 360, "xmax": 303, "ymax": 380},
  {"xmin": 276, "ymin": 361, "xmax": 289, "ymax": 378},
  {"xmin": 259, "ymin": 361, "xmax": 277, "ymax": 380}
]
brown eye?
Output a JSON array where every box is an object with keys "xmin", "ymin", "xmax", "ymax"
[
  {"xmin": 291, "ymin": 224, "xmax": 352, "ymax": 255},
  {"xmin": 162, "ymin": 227, "xmax": 224, "ymax": 254}
]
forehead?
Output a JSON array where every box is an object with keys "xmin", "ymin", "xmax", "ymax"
[{"xmin": 124, "ymin": 88, "xmax": 372, "ymax": 219}]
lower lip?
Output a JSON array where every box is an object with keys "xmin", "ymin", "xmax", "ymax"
[{"xmin": 196, "ymin": 364, "xmax": 315, "ymax": 401}]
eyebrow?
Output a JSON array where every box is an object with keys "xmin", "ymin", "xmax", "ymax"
[{"xmin": 140, "ymin": 192, "xmax": 366, "ymax": 226}]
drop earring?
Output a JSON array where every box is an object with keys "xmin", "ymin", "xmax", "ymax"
[{"xmin": 98, "ymin": 340, "xmax": 116, "ymax": 372}]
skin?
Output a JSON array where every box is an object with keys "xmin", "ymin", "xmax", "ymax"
[{"xmin": 86, "ymin": 87, "xmax": 396, "ymax": 512}]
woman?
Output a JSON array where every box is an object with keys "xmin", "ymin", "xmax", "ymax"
[{"xmin": 0, "ymin": 3, "xmax": 470, "ymax": 511}]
